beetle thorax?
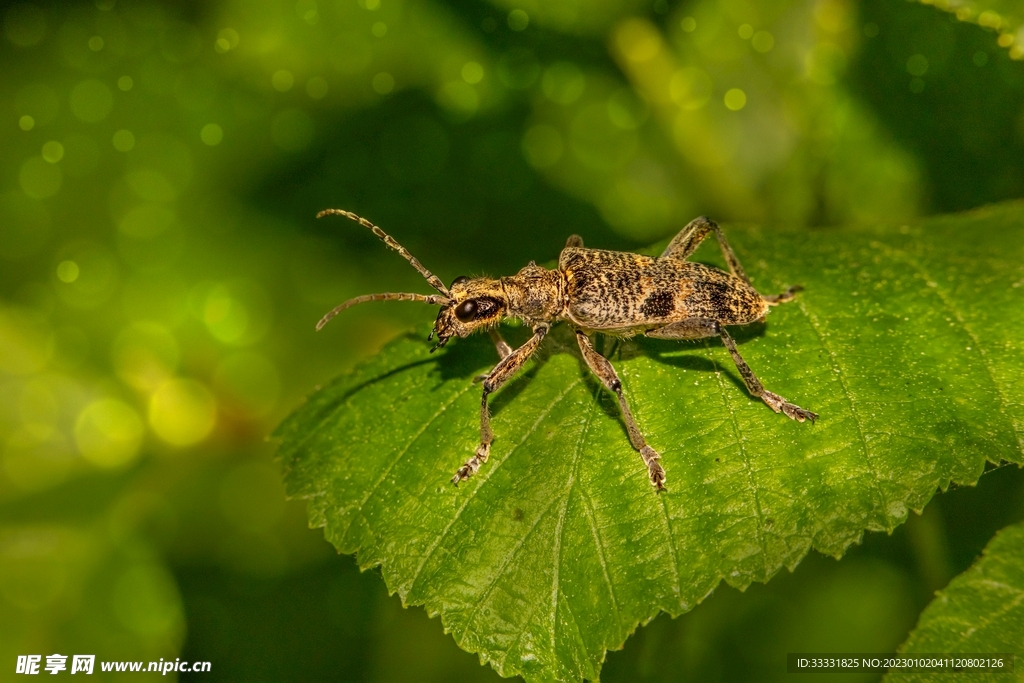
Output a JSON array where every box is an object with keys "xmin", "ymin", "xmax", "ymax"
[{"xmin": 501, "ymin": 264, "xmax": 566, "ymax": 323}]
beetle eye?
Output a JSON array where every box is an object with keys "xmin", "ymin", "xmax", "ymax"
[
  {"xmin": 450, "ymin": 275, "xmax": 469, "ymax": 288},
  {"xmin": 455, "ymin": 299, "xmax": 477, "ymax": 322}
]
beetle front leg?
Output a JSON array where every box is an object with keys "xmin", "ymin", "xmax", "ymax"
[
  {"xmin": 473, "ymin": 329, "xmax": 513, "ymax": 383},
  {"xmin": 576, "ymin": 330, "xmax": 665, "ymax": 491},
  {"xmin": 453, "ymin": 324, "xmax": 549, "ymax": 485}
]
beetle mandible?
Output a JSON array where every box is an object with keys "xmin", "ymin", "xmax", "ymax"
[{"xmin": 316, "ymin": 209, "xmax": 817, "ymax": 491}]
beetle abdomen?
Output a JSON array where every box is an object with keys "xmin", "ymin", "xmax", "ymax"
[{"xmin": 559, "ymin": 248, "xmax": 767, "ymax": 329}]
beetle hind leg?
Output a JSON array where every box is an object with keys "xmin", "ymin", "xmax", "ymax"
[{"xmin": 762, "ymin": 284, "xmax": 803, "ymax": 305}]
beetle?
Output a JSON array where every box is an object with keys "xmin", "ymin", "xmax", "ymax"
[{"xmin": 316, "ymin": 209, "xmax": 817, "ymax": 491}]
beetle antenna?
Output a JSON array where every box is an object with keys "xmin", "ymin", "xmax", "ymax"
[
  {"xmin": 317, "ymin": 209, "xmax": 450, "ymax": 297},
  {"xmin": 316, "ymin": 292, "xmax": 452, "ymax": 330}
]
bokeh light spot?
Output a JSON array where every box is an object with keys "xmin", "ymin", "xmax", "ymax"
[
  {"xmin": 270, "ymin": 108, "xmax": 314, "ymax": 151},
  {"xmin": 906, "ymin": 54, "xmax": 928, "ymax": 77},
  {"xmin": 681, "ymin": 16, "xmax": 696, "ymax": 32},
  {"xmin": 41, "ymin": 140, "xmax": 63, "ymax": 163},
  {"xmin": 362, "ymin": 0, "xmax": 380, "ymax": 9},
  {"xmin": 69, "ymin": 79, "xmax": 114, "ymax": 123},
  {"xmin": 521, "ymin": 124, "xmax": 563, "ymax": 168},
  {"xmin": 462, "ymin": 61, "xmax": 484, "ymax": 84},
  {"xmin": 16, "ymin": 83, "xmax": 59, "ymax": 124},
  {"xmin": 19, "ymin": 156, "xmax": 62, "ymax": 199},
  {"xmin": 148, "ymin": 379, "xmax": 217, "ymax": 447},
  {"xmin": 4, "ymin": 3, "xmax": 47, "ymax": 47},
  {"xmin": 607, "ymin": 88, "xmax": 649, "ymax": 129},
  {"xmin": 436, "ymin": 81, "xmax": 479, "ymax": 117},
  {"xmin": 371, "ymin": 21, "xmax": 387, "ymax": 37},
  {"xmin": 738, "ymin": 24, "xmax": 753, "ymax": 40},
  {"xmin": 297, "ymin": 0, "xmax": 319, "ymax": 25},
  {"xmin": 112, "ymin": 322, "xmax": 179, "ymax": 391},
  {"xmin": 507, "ymin": 9, "xmax": 529, "ymax": 31},
  {"xmin": 751, "ymin": 31, "xmax": 774, "ymax": 53},
  {"xmin": 306, "ymin": 76, "xmax": 328, "ymax": 99},
  {"xmin": 724, "ymin": 88, "xmax": 747, "ymax": 111},
  {"xmin": 669, "ymin": 67, "xmax": 713, "ymax": 110},
  {"xmin": 117, "ymin": 75, "xmax": 133, "ymax": 91},
  {"xmin": 215, "ymin": 28, "xmax": 238, "ymax": 53},
  {"xmin": 19, "ymin": 115, "xmax": 34, "ymax": 130},
  {"xmin": 271, "ymin": 69, "xmax": 294, "ymax": 92},
  {"xmin": 88, "ymin": 35, "xmax": 103, "ymax": 51},
  {"xmin": 200, "ymin": 123, "xmax": 223, "ymax": 146},
  {"xmin": 371, "ymin": 72, "xmax": 394, "ymax": 94},
  {"xmin": 53, "ymin": 243, "xmax": 119, "ymax": 309},
  {"xmin": 203, "ymin": 288, "xmax": 248, "ymax": 343},
  {"xmin": 193, "ymin": 280, "xmax": 272, "ymax": 345},
  {"xmin": 112, "ymin": 129, "xmax": 135, "ymax": 151},
  {"xmin": 56, "ymin": 260, "xmax": 79, "ymax": 283},
  {"xmin": 74, "ymin": 398, "xmax": 144, "ymax": 468},
  {"xmin": 616, "ymin": 19, "xmax": 660, "ymax": 63},
  {"xmin": 542, "ymin": 62, "xmax": 585, "ymax": 105}
]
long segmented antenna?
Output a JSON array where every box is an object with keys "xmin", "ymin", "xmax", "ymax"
[
  {"xmin": 317, "ymin": 209, "xmax": 450, "ymax": 297},
  {"xmin": 316, "ymin": 292, "xmax": 451, "ymax": 330}
]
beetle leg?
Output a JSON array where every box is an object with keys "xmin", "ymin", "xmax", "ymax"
[
  {"xmin": 565, "ymin": 234, "xmax": 584, "ymax": 248},
  {"xmin": 718, "ymin": 327, "xmax": 818, "ymax": 422},
  {"xmin": 489, "ymin": 328, "xmax": 513, "ymax": 359},
  {"xmin": 473, "ymin": 329, "xmax": 513, "ymax": 383},
  {"xmin": 646, "ymin": 317, "xmax": 719, "ymax": 340},
  {"xmin": 660, "ymin": 216, "xmax": 751, "ymax": 284},
  {"xmin": 647, "ymin": 319, "xmax": 818, "ymax": 422},
  {"xmin": 762, "ymin": 284, "xmax": 804, "ymax": 305},
  {"xmin": 576, "ymin": 330, "xmax": 665, "ymax": 491},
  {"xmin": 453, "ymin": 324, "xmax": 549, "ymax": 485}
]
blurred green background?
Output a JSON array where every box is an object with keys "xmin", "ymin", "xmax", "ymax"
[{"xmin": 2, "ymin": 0, "xmax": 1023, "ymax": 680}]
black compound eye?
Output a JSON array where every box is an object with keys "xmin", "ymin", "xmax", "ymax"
[
  {"xmin": 455, "ymin": 299, "xmax": 477, "ymax": 322},
  {"xmin": 450, "ymin": 275, "xmax": 469, "ymax": 288}
]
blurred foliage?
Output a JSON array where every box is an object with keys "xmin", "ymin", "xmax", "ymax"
[
  {"xmin": 0, "ymin": 0, "xmax": 1022, "ymax": 680},
  {"xmin": 917, "ymin": 0, "xmax": 1024, "ymax": 61},
  {"xmin": 886, "ymin": 519, "xmax": 1024, "ymax": 683}
]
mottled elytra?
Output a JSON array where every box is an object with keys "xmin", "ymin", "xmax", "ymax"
[{"xmin": 316, "ymin": 208, "xmax": 817, "ymax": 491}]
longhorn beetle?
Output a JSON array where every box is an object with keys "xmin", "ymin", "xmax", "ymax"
[{"xmin": 316, "ymin": 209, "xmax": 817, "ymax": 491}]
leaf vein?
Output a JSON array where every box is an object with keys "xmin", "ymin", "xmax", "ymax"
[{"xmin": 406, "ymin": 378, "xmax": 584, "ymax": 597}]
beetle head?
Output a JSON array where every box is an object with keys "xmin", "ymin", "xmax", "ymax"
[{"xmin": 430, "ymin": 275, "xmax": 507, "ymax": 351}]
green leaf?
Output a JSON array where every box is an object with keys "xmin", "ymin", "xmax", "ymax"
[
  {"xmin": 918, "ymin": 0, "xmax": 1024, "ymax": 59},
  {"xmin": 886, "ymin": 519, "xmax": 1024, "ymax": 683},
  {"xmin": 277, "ymin": 202, "xmax": 1024, "ymax": 682}
]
